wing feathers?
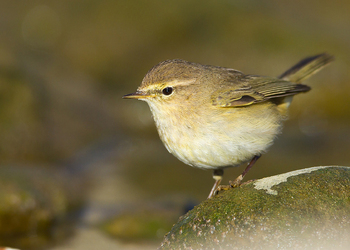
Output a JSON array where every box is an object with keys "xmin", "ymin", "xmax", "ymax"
[{"xmin": 212, "ymin": 77, "xmax": 310, "ymax": 107}]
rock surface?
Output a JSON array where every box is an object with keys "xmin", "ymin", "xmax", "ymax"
[
  {"xmin": 0, "ymin": 165, "xmax": 84, "ymax": 250},
  {"xmin": 160, "ymin": 166, "xmax": 350, "ymax": 250}
]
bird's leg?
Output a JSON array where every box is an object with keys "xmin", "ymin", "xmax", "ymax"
[
  {"xmin": 208, "ymin": 169, "xmax": 224, "ymax": 199},
  {"xmin": 230, "ymin": 155, "xmax": 261, "ymax": 187},
  {"xmin": 207, "ymin": 155, "xmax": 261, "ymax": 198}
]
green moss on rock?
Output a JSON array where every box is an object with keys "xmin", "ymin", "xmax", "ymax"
[
  {"xmin": 160, "ymin": 166, "xmax": 350, "ymax": 249},
  {"xmin": 0, "ymin": 166, "xmax": 84, "ymax": 249}
]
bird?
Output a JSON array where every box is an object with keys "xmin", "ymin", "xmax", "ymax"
[{"xmin": 123, "ymin": 53, "xmax": 334, "ymax": 198}]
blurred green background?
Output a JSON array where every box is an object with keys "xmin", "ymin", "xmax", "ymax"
[{"xmin": 0, "ymin": 0, "xmax": 349, "ymax": 249}]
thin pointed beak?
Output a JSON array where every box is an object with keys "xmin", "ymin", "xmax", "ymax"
[{"xmin": 122, "ymin": 91, "xmax": 151, "ymax": 99}]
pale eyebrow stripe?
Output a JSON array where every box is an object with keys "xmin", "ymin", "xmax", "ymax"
[
  {"xmin": 168, "ymin": 78, "xmax": 197, "ymax": 87},
  {"xmin": 142, "ymin": 79, "xmax": 197, "ymax": 91}
]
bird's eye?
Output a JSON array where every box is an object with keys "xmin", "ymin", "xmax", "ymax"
[{"xmin": 162, "ymin": 87, "xmax": 173, "ymax": 96}]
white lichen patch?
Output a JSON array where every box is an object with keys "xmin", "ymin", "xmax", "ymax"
[{"xmin": 253, "ymin": 166, "xmax": 336, "ymax": 195}]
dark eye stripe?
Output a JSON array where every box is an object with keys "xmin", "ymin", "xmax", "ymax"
[{"xmin": 162, "ymin": 87, "xmax": 173, "ymax": 95}]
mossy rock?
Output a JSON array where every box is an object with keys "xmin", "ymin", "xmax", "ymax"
[
  {"xmin": 160, "ymin": 166, "xmax": 350, "ymax": 250},
  {"xmin": 0, "ymin": 166, "xmax": 84, "ymax": 250}
]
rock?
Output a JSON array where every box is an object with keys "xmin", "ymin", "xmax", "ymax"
[
  {"xmin": 0, "ymin": 165, "xmax": 85, "ymax": 250},
  {"xmin": 160, "ymin": 166, "xmax": 350, "ymax": 250}
]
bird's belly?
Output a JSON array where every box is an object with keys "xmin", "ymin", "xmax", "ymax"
[
  {"xmin": 163, "ymin": 130, "xmax": 258, "ymax": 169},
  {"xmin": 168, "ymin": 136, "xmax": 252, "ymax": 169},
  {"xmin": 163, "ymin": 119, "xmax": 281, "ymax": 169},
  {"xmin": 151, "ymin": 102, "xmax": 283, "ymax": 170}
]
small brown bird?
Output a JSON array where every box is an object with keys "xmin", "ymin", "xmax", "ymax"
[{"xmin": 123, "ymin": 54, "xmax": 333, "ymax": 198}]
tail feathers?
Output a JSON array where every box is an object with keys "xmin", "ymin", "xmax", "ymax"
[{"xmin": 279, "ymin": 53, "xmax": 334, "ymax": 83}]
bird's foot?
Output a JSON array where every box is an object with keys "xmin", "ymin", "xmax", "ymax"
[
  {"xmin": 230, "ymin": 177, "xmax": 255, "ymax": 188},
  {"xmin": 215, "ymin": 184, "xmax": 231, "ymax": 192},
  {"xmin": 214, "ymin": 176, "xmax": 255, "ymax": 196},
  {"xmin": 229, "ymin": 174, "xmax": 244, "ymax": 188},
  {"xmin": 214, "ymin": 176, "xmax": 243, "ymax": 196}
]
